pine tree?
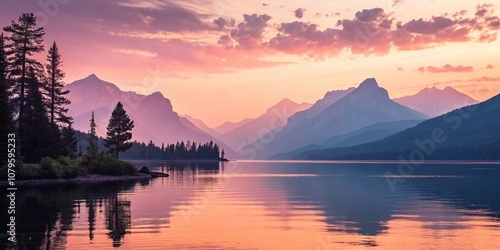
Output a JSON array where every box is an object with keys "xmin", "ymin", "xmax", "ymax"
[
  {"xmin": 87, "ymin": 111, "xmax": 99, "ymax": 155},
  {"xmin": 0, "ymin": 33, "xmax": 15, "ymax": 165},
  {"xmin": 61, "ymin": 122, "xmax": 77, "ymax": 157},
  {"xmin": 3, "ymin": 13, "xmax": 45, "ymax": 139},
  {"xmin": 104, "ymin": 102, "xmax": 134, "ymax": 159},
  {"xmin": 21, "ymin": 67, "xmax": 58, "ymax": 163},
  {"xmin": 44, "ymin": 41, "xmax": 71, "ymax": 126},
  {"xmin": 78, "ymin": 143, "xmax": 83, "ymax": 156}
]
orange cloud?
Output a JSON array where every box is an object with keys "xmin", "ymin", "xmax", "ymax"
[{"xmin": 418, "ymin": 64, "xmax": 474, "ymax": 73}]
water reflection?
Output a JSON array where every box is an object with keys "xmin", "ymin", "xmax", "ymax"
[
  {"xmin": 1, "ymin": 161, "xmax": 499, "ymax": 249},
  {"xmin": 0, "ymin": 180, "xmax": 139, "ymax": 249}
]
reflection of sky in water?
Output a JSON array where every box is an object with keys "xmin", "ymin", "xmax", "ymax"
[{"xmin": 2, "ymin": 161, "xmax": 500, "ymax": 249}]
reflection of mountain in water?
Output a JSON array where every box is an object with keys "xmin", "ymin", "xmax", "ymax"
[{"xmin": 234, "ymin": 163, "xmax": 500, "ymax": 238}]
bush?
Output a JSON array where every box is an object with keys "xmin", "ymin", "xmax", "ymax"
[
  {"xmin": 38, "ymin": 157, "xmax": 80, "ymax": 179},
  {"xmin": 80, "ymin": 153, "xmax": 137, "ymax": 176},
  {"xmin": 18, "ymin": 163, "xmax": 43, "ymax": 180},
  {"xmin": 1, "ymin": 154, "xmax": 136, "ymax": 181},
  {"xmin": 0, "ymin": 163, "xmax": 43, "ymax": 180}
]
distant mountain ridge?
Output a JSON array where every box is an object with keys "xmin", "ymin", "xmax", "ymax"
[
  {"xmin": 254, "ymin": 78, "xmax": 428, "ymax": 158},
  {"xmin": 269, "ymin": 119, "xmax": 424, "ymax": 160},
  {"xmin": 213, "ymin": 119, "xmax": 252, "ymax": 135},
  {"xmin": 221, "ymin": 98, "xmax": 311, "ymax": 151},
  {"xmin": 65, "ymin": 74, "xmax": 237, "ymax": 158},
  {"xmin": 287, "ymin": 87, "xmax": 355, "ymax": 125},
  {"xmin": 294, "ymin": 93, "xmax": 500, "ymax": 160},
  {"xmin": 394, "ymin": 86, "xmax": 478, "ymax": 117}
]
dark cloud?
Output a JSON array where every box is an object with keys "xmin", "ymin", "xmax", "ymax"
[
  {"xmin": 218, "ymin": 5, "xmax": 500, "ymax": 59},
  {"xmin": 226, "ymin": 14, "xmax": 272, "ymax": 50},
  {"xmin": 294, "ymin": 8, "xmax": 305, "ymax": 19},
  {"xmin": 418, "ymin": 64, "xmax": 474, "ymax": 73},
  {"xmin": 486, "ymin": 64, "xmax": 495, "ymax": 69},
  {"xmin": 213, "ymin": 17, "xmax": 235, "ymax": 30},
  {"xmin": 268, "ymin": 8, "xmax": 394, "ymax": 57},
  {"xmin": 475, "ymin": 4, "xmax": 493, "ymax": 17},
  {"xmin": 355, "ymin": 8, "xmax": 385, "ymax": 22},
  {"xmin": 403, "ymin": 17, "xmax": 454, "ymax": 35}
]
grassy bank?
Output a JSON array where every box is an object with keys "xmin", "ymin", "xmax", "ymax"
[{"xmin": 1, "ymin": 153, "xmax": 138, "ymax": 181}]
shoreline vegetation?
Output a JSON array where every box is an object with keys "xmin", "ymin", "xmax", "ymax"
[
  {"xmin": 0, "ymin": 173, "xmax": 152, "ymax": 187},
  {"xmin": 0, "ymin": 154, "xmax": 159, "ymax": 187},
  {"xmin": 0, "ymin": 154, "xmax": 229, "ymax": 187}
]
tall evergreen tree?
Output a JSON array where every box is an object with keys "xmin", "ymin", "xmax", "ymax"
[
  {"xmin": 3, "ymin": 13, "xmax": 45, "ymax": 139},
  {"xmin": 0, "ymin": 33, "xmax": 15, "ymax": 165},
  {"xmin": 104, "ymin": 102, "xmax": 134, "ymax": 159},
  {"xmin": 87, "ymin": 111, "xmax": 99, "ymax": 155},
  {"xmin": 44, "ymin": 41, "xmax": 71, "ymax": 125},
  {"xmin": 61, "ymin": 122, "xmax": 77, "ymax": 157},
  {"xmin": 21, "ymin": 67, "xmax": 58, "ymax": 163}
]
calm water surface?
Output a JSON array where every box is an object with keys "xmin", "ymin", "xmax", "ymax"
[{"xmin": 2, "ymin": 161, "xmax": 500, "ymax": 249}]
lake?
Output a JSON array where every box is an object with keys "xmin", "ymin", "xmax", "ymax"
[{"xmin": 2, "ymin": 160, "xmax": 500, "ymax": 249}]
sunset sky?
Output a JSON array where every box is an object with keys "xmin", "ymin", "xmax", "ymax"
[{"xmin": 1, "ymin": 0, "xmax": 499, "ymax": 126}]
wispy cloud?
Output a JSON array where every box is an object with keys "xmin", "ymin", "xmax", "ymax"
[
  {"xmin": 418, "ymin": 64, "xmax": 474, "ymax": 73},
  {"xmin": 112, "ymin": 49, "xmax": 157, "ymax": 58}
]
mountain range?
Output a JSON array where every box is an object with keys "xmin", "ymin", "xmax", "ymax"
[
  {"xmin": 219, "ymin": 98, "xmax": 311, "ymax": 151},
  {"xmin": 394, "ymin": 86, "xmax": 478, "ymax": 117},
  {"xmin": 270, "ymin": 119, "xmax": 424, "ymax": 159},
  {"xmin": 65, "ymin": 75, "xmax": 485, "ymax": 160},
  {"xmin": 293, "ymin": 93, "xmax": 500, "ymax": 160},
  {"xmin": 251, "ymin": 78, "xmax": 429, "ymax": 158},
  {"xmin": 65, "ymin": 74, "xmax": 238, "ymax": 158}
]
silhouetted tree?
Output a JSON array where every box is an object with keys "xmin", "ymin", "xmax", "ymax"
[
  {"xmin": 87, "ymin": 111, "xmax": 99, "ymax": 155},
  {"xmin": 44, "ymin": 41, "xmax": 71, "ymax": 125},
  {"xmin": 3, "ymin": 13, "xmax": 45, "ymax": 140},
  {"xmin": 0, "ymin": 33, "xmax": 15, "ymax": 165},
  {"xmin": 21, "ymin": 67, "xmax": 59, "ymax": 162},
  {"xmin": 104, "ymin": 102, "xmax": 134, "ymax": 159},
  {"xmin": 105, "ymin": 193, "xmax": 131, "ymax": 247},
  {"xmin": 61, "ymin": 121, "xmax": 77, "ymax": 157},
  {"xmin": 86, "ymin": 198, "xmax": 96, "ymax": 241}
]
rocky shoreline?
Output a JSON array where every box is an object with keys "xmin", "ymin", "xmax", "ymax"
[{"xmin": 0, "ymin": 173, "xmax": 154, "ymax": 187}]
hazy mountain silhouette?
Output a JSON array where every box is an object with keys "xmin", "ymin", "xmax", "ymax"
[
  {"xmin": 270, "ymin": 119, "xmax": 423, "ymax": 159},
  {"xmin": 213, "ymin": 119, "xmax": 252, "ymax": 134},
  {"xmin": 180, "ymin": 115, "xmax": 221, "ymax": 139},
  {"xmin": 65, "ymin": 74, "xmax": 237, "ymax": 158},
  {"xmin": 287, "ymin": 87, "xmax": 355, "ymax": 125},
  {"xmin": 294, "ymin": 93, "xmax": 500, "ymax": 160},
  {"xmin": 321, "ymin": 119, "xmax": 424, "ymax": 147},
  {"xmin": 394, "ymin": 86, "xmax": 478, "ymax": 117},
  {"xmin": 221, "ymin": 98, "xmax": 311, "ymax": 151},
  {"xmin": 254, "ymin": 78, "xmax": 428, "ymax": 158}
]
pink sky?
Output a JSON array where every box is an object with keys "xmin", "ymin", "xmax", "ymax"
[{"xmin": 1, "ymin": 0, "xmax": 499, "ymax": 126}]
